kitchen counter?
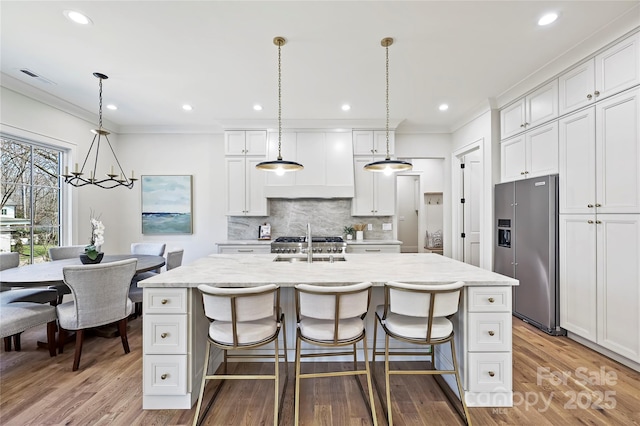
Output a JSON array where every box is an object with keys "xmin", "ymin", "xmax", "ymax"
[
  {"xmin": 140, "ymin": 253, "xmax": 517, "ymax": 410},
  {"xmin": 345, "ymin": 239, "xmax": 402, "ymax": 245},
  {"xmin": 215, "ymin": 240, "xmax": 272, "ymax": 245}
]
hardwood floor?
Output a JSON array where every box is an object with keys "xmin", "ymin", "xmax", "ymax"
[{"xmin": 1, "ymin": 317, "xmax": 639, "ymax": 425}]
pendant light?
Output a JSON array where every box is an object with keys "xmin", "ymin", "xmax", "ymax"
[
  {"xmin": 364, "ymin": 37, "xmax": 412, "ymax": 174},
  {"xmin": 256, "ymin": 36, "xmax": 303, "ymax": 174},
  {"xmin": 62, "ymin": 72, "xmax": 136, "ymax": 189}
]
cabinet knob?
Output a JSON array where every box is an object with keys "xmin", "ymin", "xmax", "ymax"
[
  {"xmin": 161, "ymin": 299, "xmax": 168, "ymax": 305},
  {"xmin": 588, "ymin": 220, "xmax": 594, "ymax": 224},
  {"xmin": 161, "ymin": 374, "xmax": 168, "ymax": 380},
  {"xmin": 594, "ymin": 90, "xmax": 600, "ymax": 97},
  {"xmin": 520, "ymin": 171, "xmax": 525, "ymax": 175},
  {"xmin": 524, "ymin": 122, "xmax": 529, "ymax": 126},
  {"xmin": 488, "ymin": 371, "xmax": 495, "ymax": 377},
  {"xmin": 520, "ymin": 124, "xmax": 525, "ymax": 128},
  {"xmin": 587, "ymin": 204, "xmax": 594, "ymax": 208},
  {"xmin": 587, "ymin": 94, "xmax": 593, "ymax": 100},
  {"xmin": 161, "ymin": 333, "xmax": 168, "ymax": 339},
  {"xmin": 488, "ymin": 297, "xmax": 495, "ymax": 303},
  {"xmin": 595, "ymin": 203, "xmax": 601, "ymax": 207},
  {"xmin": 596, "ymin": 220, "xmax": 602, "ymax": 224},
  {"xmin": 488, "ymin": 330, "xmax": 495, "ymax": 336},
  {"xmin": 524, "ymin": 171, "xmax": 529, "ymax": 175}
]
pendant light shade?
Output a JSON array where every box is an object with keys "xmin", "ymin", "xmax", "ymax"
[
  {"xmin": 62, "ymin": 72, "xmax": 136, "ymax": 189},
  {"xmin": 256, "ymin": 37, "xmax": 303, "ymax": 174},
  {"xmin": 364, "ymin": 37, "xmax": 412, "ymax": 173}
]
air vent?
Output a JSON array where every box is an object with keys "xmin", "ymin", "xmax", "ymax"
[{"xmin": 19, "ymin": 68, "xmax": 56, "ymax": 85}]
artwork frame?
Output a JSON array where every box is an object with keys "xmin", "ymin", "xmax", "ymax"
[{"xmin": 141, "ymin": 175, "xmax": 193, "ymax": 234}]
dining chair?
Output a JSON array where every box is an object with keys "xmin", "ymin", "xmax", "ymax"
[
  {"xmin": 1, "ymin": 301, "xmax": 57, "ymax": 357},
  {"xmin": 372, "ymin": 281, "xmax": 471, "ymax": 425},
  {"xmin": 1, "ymin": 252, "xmax": 59, "ymax": 351},
  {"xmin": 193, "ymin": 284, "xmax": 287, "ymax": 426},
  {"xmin": 129, "ymin": 247, "xmax": 184, "ymax": 318},
  {"xmin": 57, "ymin": 258, "xmax": 137, "ymax": 371},
  {"xmin": 294, "ymin": 282, "xmax": 378, "ymax": 426},
  {"xmin": 47, "ymin": 245, "xmax": 86, "ymax": 303}
]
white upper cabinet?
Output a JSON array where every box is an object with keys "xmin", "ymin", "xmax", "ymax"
[
  {"xmin": 225, "ymin": 130, "xmax": 267, "ymax": 156},
  {"xmin": 264, "ymin": 131, "xmax": 354, "ymax": 198},
  {"xmin": 500, "ymin": 81, "xmax": 558, "ymax": 140},
  {"xmin": 559, "ymin": 33, "xmax": 640, "ymax": 116},
  {"xmin": 352, "ymin": 157, "xmax": 396, "ymax": 216},
  {"xmin": 559, "ymin": 88, "xmax": 640, "ymax": 215},
  {"xmin": 501, "ymin": 121, "xmax": 558, "ymax": 182},
  {"xmin": 353, "ymin": 130, "xmax": 395, "ymax": 157}
]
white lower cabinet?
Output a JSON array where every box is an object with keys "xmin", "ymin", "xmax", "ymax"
[
  {"xmin": 346, "ymin": 243, "xmax": 400, "ymax": 253},
  {"xmin": 465, "ymin": 286, "xmax": 512, "ymax": 402},
  {"xmin": 560, "ymin": 214, "xmax": 640, "ymax": 364},
  {"xmin": 143, "ymin": 288, "xmax": 191, "ymax": 407}
]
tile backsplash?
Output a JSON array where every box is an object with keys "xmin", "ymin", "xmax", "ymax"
[{"xmin": 227, "ymin": 198, "xmax": 393, "ymax": 240}]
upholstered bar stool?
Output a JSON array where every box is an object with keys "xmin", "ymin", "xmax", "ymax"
[
  {"xmin": 294, "ymin": 282, "xmax": 378, "ymax": 426},
  {"xmin": 193, "ymin": 284, "xmax": 287, "ymax": 426},
  {"xmin": 372, "ymin": 281, "xmax": 471, "ymax": 425}
]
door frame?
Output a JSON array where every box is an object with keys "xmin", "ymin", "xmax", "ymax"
[{"xmin": 452, "ymin": 139, "xmax": 485, "ymax": 266}]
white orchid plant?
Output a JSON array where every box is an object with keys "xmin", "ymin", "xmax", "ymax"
[{"xmin": 85, "ymin": 215, "xmax": 105, "ymax": 260}]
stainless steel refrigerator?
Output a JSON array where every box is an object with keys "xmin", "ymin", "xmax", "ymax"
[{"xmin": 494, "ymin": 174, "xmax": 565, "ymax": 335}]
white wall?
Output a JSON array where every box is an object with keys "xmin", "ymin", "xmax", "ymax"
[{"xmin": 116, "ymin": 133, "xmax": 227, "ymax": 264}]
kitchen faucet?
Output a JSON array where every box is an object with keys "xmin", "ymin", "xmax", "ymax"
[{"xmin": 306, "ymin": 223, "xmax": 312, "ymax": 263}]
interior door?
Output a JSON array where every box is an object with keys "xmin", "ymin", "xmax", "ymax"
[{"xmin": 462, "ymin": 150, "xmax": 482, "ymax": 266}]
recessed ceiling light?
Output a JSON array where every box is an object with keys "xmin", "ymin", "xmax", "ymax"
[
  {"xmin": 106, "ymin": 104, "xmax": 117, "ymax": 111},
  {"xmin": 253, "ymin": 104, "xmax": 263, "ymax": 111},
  {"xmin": 538, "ymin": 13, "xmax": 558, "ymax": 26},
  {"xmin": 182, "ymin": 104, "xmax": 193, "ymax": 111},
  {"xmin": 341, "ymin": 104, "xmax": 351, "ymax": 111},
  {"xmin": 63, "ymin": 10, "xmax": 92, "ymax": 25},
  {"xmin": 439, "ymin": 104, "xmax": 449, "ymax": 111}
]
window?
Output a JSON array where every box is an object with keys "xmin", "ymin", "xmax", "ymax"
[{"xmin": 1, "ymin": 135, "xmax": 63, "ymax": 265}]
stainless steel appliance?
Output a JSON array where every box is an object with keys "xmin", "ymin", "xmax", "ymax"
[
  {"xmin": 494, "ymin": 174, "xmax": 565, "ymax": 336},
  {"xmin": 271, "ymin": 236, "xmax": 346, "ymax": 254}
]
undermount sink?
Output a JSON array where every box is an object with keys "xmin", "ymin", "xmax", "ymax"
[{"xmin": 273, "ymin": 255, "xmax": 346, "ymax": 263}]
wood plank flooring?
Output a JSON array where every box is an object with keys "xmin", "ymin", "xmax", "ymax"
[{"xmin": 1, "ymin": 317, "xmax": 639, "ymax": 425}]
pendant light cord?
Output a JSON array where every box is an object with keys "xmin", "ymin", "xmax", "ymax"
[
  {"xmin": 385, "ymin": 40, "xmax": 390, "ymax": 160},
  {"xmin": 277, "ymin": 39, "xmax": 283, "ymax": 161}
]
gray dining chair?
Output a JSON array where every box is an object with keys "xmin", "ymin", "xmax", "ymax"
[
  {"xmin": 57, "ymin": 258, "xmax": 137, "ymax": 371},
  {"xmin": 129, "ymin": 248, "xmax": 184, "ymax": 318},
  {"xmin": 1, "ymin": 301, "xmax": 57, "ymax": 357},
  {"xmin": 47, "ymin": 245, "xmax": 86, "ymax": 303},
  {"xmin": 0, "ymin": 252, "xmax": 59, "ymax": 351}
]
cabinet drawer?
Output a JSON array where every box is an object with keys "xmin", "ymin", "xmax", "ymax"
[
  {"xmin": 144, "ymin": 354, "xmax": 187, "ymax": 395},
  {"xmin": 144, "ymin": 315, "xmax": 187, "ymax": 354},
  {"xmin": 468, "ymin": 313, "xmax": 512, "ymax": 352},
  {"xmin": 218, "ymin": 245, "xmax": 271, "ymax": 254},
  {"xmin": 144, "ymin": 288, "xmax": 187, "ymax": 314},
  {"xmin": 467, "ymin": 352, "xmax": 513, "ymax": 392},
  {"xmin": 467, "ymin": 287, "xmax": 511, "ymax": 312},
  {"xmin": 347, "ymin": 244, "xmax": 401, "ymax": 253}
]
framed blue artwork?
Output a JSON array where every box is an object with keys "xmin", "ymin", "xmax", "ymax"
[{"xmin": 141, "ymin": 175, "xmax": 193, "ymax": 234}]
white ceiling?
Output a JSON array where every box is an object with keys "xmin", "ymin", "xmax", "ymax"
[{"xmin": 1, "ymin": 1, "xmax": 639, "ymax": 134}]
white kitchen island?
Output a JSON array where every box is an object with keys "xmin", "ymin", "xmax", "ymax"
[{"xmin": 139, "ymin": 253, "xmax": 518, "ymax": 410}]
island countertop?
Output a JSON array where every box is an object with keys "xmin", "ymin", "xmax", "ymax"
[{"xmin": 139, "ymin": 253, "xmax": 518, "ymax": 288}]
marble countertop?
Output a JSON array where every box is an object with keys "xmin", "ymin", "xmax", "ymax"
[
  {"xmin": 140, "ymin": 253, "xmax": 518, "ymax": 288},
  {"xmin": 216, "ymin": 240, "xmax": 272, "ymax": 245}
]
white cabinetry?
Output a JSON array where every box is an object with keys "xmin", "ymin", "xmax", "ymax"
[
  {"xmin": 352, "ymin": 130, "xmax": 396, "ymax": 216},
  {"xmin": 353, "ymin": 130, "xmax": 394, "ymax": 156},
  {"xmin": 560, "ymin": 215, "xmax": 640, "ymax": 362},
  {"xmin": 500, "ymin": 81, "xmax": 558, "ymax": 139},
  {"xmin": 217, "ymin": 244, "xmax": 271, "ymax": 254},
  {"xmin": 559, "ymin": 88, "xmax": 640, "ymax": 214},
  {"xmin": 225, "ymin": 131, "xmax": 268, "ymax": 216},
  {"xmin": 265, "ymin": 131, "xmax": 354, "ymax": 198},
  {"xmin": 500, "ymin": 121, "xmax": 558, "ymax": 181},
  {"xmin": 346, "ymin": 243, "xmax": 401, "ymax": 253},
  {"xmin": 352, "ymin": 157, "xmax": 396, "ymax": 216},
  {"xmin": 559, "ymin": 87, "xmax": 640, "ymax": 366},
  {"xmin": 464, "ymin": 286, "xmax": 512, "ymax": 405},
  {"xmin": 143, "ymin": 288, "xmax": 189, "ymax": 401},
  {"xmin": 559, "ymin": 33, "xmax": 640, "ymax": 115}
]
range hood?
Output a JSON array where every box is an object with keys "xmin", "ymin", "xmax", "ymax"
[{"xmin": 264, "ymin": 131, "xmax": 354, "ymax": 198}]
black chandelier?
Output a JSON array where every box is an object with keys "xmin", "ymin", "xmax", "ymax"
[{"xmin": 62, "ymin": 72, "xmax": 136, "ymax": 189}]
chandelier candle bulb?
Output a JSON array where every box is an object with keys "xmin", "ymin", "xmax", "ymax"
[
  {"xmin": 74, "ymin": 163, "xmax": 79, "ymax": 173},
  {"xmin": 64, "ymin": 166, "xmax": 69, "ymax": 176},
  {"xmin": 110, "ymin": 165, "xmax": 114, "ymax": 175}
]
